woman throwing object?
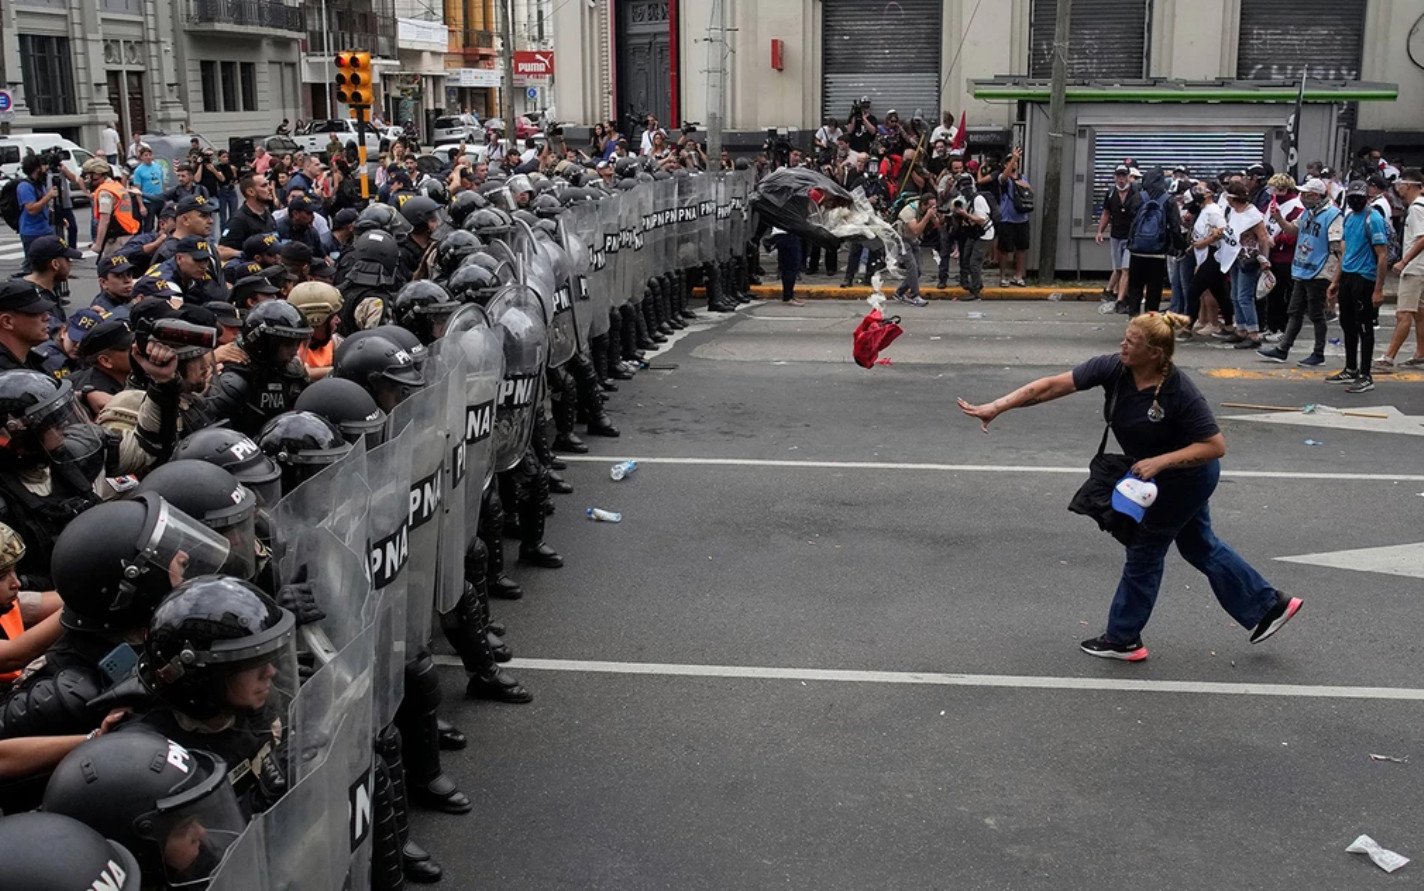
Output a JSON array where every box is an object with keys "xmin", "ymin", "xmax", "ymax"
[{"xmin": 957, "ymin": 312, "xmax": 1302, "ymax": 660}]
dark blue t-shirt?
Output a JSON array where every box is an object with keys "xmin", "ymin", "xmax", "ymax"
[{"xmin": 1072, "ymin": 355, "xmax": 1219, "ymax": 467}]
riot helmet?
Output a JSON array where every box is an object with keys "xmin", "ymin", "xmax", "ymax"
[
  {"xmin": 417, "ymin": 177, "xmax": 450, "ymax": 206},
  {"xmin": 399, "ymin": 195, "xmax": 442, "ymax": 233},
  {"xmin": 171, "ymin": 427, "xmax": 283, "ymax": 510},
  {"xmin": 293, "ymin": 376, "xmax": 387, "ymax": 448},
  {"xmin": 531, "ymin": 193, "xmax": 564, "ymax": 219},
  {"xmin": 0, "ymin": 812, "xmax": 140, "ymax": 891},
  {"xmin": 44, "ymin": 734, "xmax": 246, "ymax": 889},
  {"xmin": 433, "ymin": 229, "xmax": 482, "ymax": 280},
  {"xmin": 447, "ymin": 189, "xmax": 490, "ymax": 229},
  {"xmin": 478, "ymin": 181, "xmax": 517, "ymax": 213},
  {"xmin": 345, "ymin": 230, "xmax": 401, "ymax": 287},
  {"xmin": 239, "ymin": 299, "xmax": 312, "ymax": 365},
  {"xmin": 614, "ymin": 157, "xmax": 641, "ymax": 179},
  {"xmin": 133, "ymin": 461, "xmax": 258, "ymax": 581},
  {"xmin": 506, "ymin": 174, "xmax": 534, "ymax": 206},
  {"xmin": 370, "ymin": 324, "xmax": 430, "ymax": 373},
  {"xmin": 355, "ymin": 201, "xmax": 413, "ymax": 238},
  {"xmin": 52, "ymin": 495, "xmax": 233, "ymax": 633},
  {"xmin": 447, "ymin": 262, "xmax": 502, "ymax": 306},
  {"xmin": 257, "ymin": 411, "xmax": 352, "ymax": 495},
  {"xmin": 286, "ymin": 281, "xmax": 343, "ymax": 330},
  {"xmin": 390, "ymin": 280, "xmax": 460, "ymax": 344},
  {"xmin": 614, "ymin": 177, "xmax": 638, "ymax": 191},
  {"xmin": 465, "ymin": 206, "xmax": 513, "ymax": 241},
  {"xmin": 332, "ymin": 332, "xmax": 425, "ymax": 412},
  {"xmin": 0, "ymin": 370, "xmax": 111, "ymax": 473},
  {"xmin": 140, "ymin": 575, "xmax": 297, "ymax": 721}
]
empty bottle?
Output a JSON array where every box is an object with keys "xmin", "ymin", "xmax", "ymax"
[
  {"xmin": 610, "ymin": 460, "xmax": 638, "ymax": 481},
  {"xmin": 586, "ymin": 507, "xmax": 622, "ymax": 523}
]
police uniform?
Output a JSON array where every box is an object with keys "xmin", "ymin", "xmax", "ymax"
[
  {"xmin": 134, "ymin": 238, "xmax": 228, "ymax": 304},
  {"xmin": 0, "ymin": 281, "xmax": 57, "ymax": 373},
  {"xmin": 219, "ymin": 204, "xmax": 277, "ymax": 255}
]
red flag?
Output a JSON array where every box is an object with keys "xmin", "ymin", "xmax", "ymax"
[{"xmin": 949, "ymin": 110, "xmax": 967, "ymax": 153}]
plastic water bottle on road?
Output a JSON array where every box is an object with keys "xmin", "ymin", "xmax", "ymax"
[
  {"xmin": 610, "ymin": 460, "xmax": 638, "ymax": 481},
  {"xmin": 586, "ymin": 507, "xmax": 622, "ymax": 523}
]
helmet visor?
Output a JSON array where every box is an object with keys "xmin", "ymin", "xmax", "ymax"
[
  {"xmin": 137, "ymin": 750, "xmax": 248, "ymax": 888},
  {"xmin": 141, "ymin": 498, "xmax": 234, "ymax": 589}
]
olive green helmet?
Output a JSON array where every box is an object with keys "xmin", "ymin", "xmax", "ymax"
[{"xmin": 0, "ymin": 523, "xmax": 26, "ymax": 574}]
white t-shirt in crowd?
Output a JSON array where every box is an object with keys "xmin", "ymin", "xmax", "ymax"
[
  {"xmin": 1403, "ymin": 198, "xmax": 1424, "ymax": 276},
  {"xmin": 970, "ymin": 194, "xmax": 994, "ymax": 242},
  {"xmin": 1371, "ymin": 195, "xmax": 1394, "ymax": 222},
  {"xmin": 1217, "ymin": 204, "xmax": 1264, "ymax": 271},
  {"xmin": 1192, "ymin": 202, "xmax": 1227, "ymax": 267},
  {"xmin": 815, "ymin": 125, "xmax": 843, "ymax": 147},
  {"xmin": 931, "ymin": 125, "xmax": 957, "ymax": 145},
  {"xmin": 99, "ymin": 127, "xmax": 121, "ymax": 157}
]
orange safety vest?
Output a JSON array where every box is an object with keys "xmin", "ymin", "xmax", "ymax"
[
  {"xmin": 95, "ymin": 179, "xmax": 140, "ymax": 236},
  {"xmin": 0, "ymin": 604, "xmax": 25, "ymax": 684},
  {"xmin": 300, "ymin": 339, "xmax": 336, "ymax": 371}
]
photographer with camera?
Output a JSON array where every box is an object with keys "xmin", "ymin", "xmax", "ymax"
[
  {"xmin": 846, "ymin": 98, "xmax": 877, "ymax": 155},
  {"xmin": 951, "ymin": 172, "xmax": 994, "ymax": 300},
  {"xmin": 14, "ymin": 155, "xmax": 57, "ymax": 275},
  {"xmin": 893, "ymin": 191, "xmax": 937, "ymax": 306}
]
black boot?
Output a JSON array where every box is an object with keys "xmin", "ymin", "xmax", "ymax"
[
  {"xmin": 436, "ymin": 718, "xmax": 466, "ymax": 751},
  {"xmin": 570, "ymin": 351, "xmax": 619, "ymax": 438},
  {"xmin": 515, "ymin": 455, "xmax": 563, "ymax": 568},
  {"xmin": 677, "ymin": 268, "xmax": 699, "ymax": 320},
  {"xmin": 481, "ymin": 488, "xmax": 523, "ymax": 600},
  {"xmin": 640, "ymin": 291, "xmax": 666, "ymax": 344},
  {"xmin": 376, "ymin": 727, "xmax": 442, "ymax": 885},
  {"xmin": 488, "ymin": 630, "xmax": 512, "ymax": 662},
  {"xmin": 397, "ymin": 651, "xmax": 472, "ymax": 814},
  {"xmin": 547, "ymin": 469, "xmax": 573, "ymax": 494},
  {"xmin": 371, "ymin": 754, "xmax": 408, "ymax": 889},
  {"xmin": 619, "ymin": 304, "xmax": 643, "ymax": 358}
]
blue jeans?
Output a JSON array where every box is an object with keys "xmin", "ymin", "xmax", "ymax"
[
  {"xmin": 1169, "ymin": 252, "xmax": 1194, "ymax": 314},
  {"xmin": 19, "ymin": 231, "xmax": 51, "ymax": 274},
  {"xmin": 1106, "ymin": 460, "xmax": 1279, "ymax": 643},
  {"xmin": 1229, "ymin": 259, "xmax": 1262, "ymax": 331}
]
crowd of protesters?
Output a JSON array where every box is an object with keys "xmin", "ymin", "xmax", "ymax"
[{"xmin": 1099, "ymin": 152, "xmax": 1423, "ymax": 395}]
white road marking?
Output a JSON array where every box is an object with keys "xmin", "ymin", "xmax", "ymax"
[
  {"xmin": 1276, "ymin": 543, "xmax": 1424, "ymax": 580},
  {"xmin": 557, "ymin": 455, "xmax": 1424, "ymax": 483},
  {"xmin": 1222, "ymin": 405, "xmax": 1424, "ymax": 437},
  {"xmin": 433, "ymin": 655, "xmax": 1424, "ymax": 701}
]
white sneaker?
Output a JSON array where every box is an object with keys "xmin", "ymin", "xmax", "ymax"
[{"xmin": 1262, "ymin": 331, "xmax": 1285, "ymax": 344}]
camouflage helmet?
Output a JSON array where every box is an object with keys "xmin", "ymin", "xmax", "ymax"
[
  {"xmin": 287, "ymin": 281, "xmax": 344, "ymax": 327},
  {"xmin": 0, "ymin": 522, "xmax": 25, "ymax": 574}
]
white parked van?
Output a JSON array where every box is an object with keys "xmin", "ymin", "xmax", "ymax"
[{"xmin": 0, "ymin": 134, "xmax": 99, "ymax": 205}]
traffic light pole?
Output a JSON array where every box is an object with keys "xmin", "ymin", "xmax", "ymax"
[{"xmin": 355, "ymin": 104, "xmax": 370, "ymax": 200}]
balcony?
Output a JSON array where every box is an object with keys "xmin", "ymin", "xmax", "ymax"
[
  {"xmin": 457, "ymin": 28, "xmax": 496, "ymax": 63},
  {"xmin": 190, "ymin": 0, "xmax": 304, "ymax": 33}
]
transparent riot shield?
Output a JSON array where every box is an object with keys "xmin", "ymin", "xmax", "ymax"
[
  {"xmin": 731, "ymin": 170, "xmax": 751, "ymax": 261},
  {"xmin": 388, "ymin": 360, "xmax": 452, "ymax": 653},
  {"xmin": 562, "ymin": 203, "xmax": 598, "ymax": 348},
  {"xmin": 538, "ymin": 236, "xmax": 577, "ymax": 367},
  {"xmin": 272, "ymin": 437, "xmax": 371, "ymax": 601},
  {"xmin": 612, "ymin": 189, "xmax": 632, "ymax": 310},
  {"xmin": 433, "ymin": 341, "xmax": 467, "ymax": 614},
  {"xmin": 648, "ymin": 177, "xmax": 668, "ymax": 285},
  {"xmin": 698, "ymin": 173, "xmax": 717, "ymax": 267},
  {"xmin": 487, "ymin": 283, "xmax": 549, "ymax": 471},
  {"xmin": 443, "ymin": 303, "xmax": 504, "ymax": 540},
  {"xmin": 362, "ymin": 420, "xmax": 414, "ymax": 729},
  {"xmin": 633, "ymin": 182, "xmax": 653, "ymax": 303},
  {"xmin": 714, "ymin": 173, "xmax": 731, "ymax": 264},
  {"xmin": 677, "ymin": 175, "xmax": 699, "ymax": 273},
  {"xmin": 589, "ymin": 194, "xmax": 616, "ymax": 338}
]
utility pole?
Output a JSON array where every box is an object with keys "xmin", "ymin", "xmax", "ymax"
[
  {"xmin": 703, "ymin": 0, "xmax": 730, "ymax": 161},
  {"xmin": 502, "ymin": 0, "xmax": 516, "ymax": 155},
  {"xmin": 1035, "ymin": 0, "xmax": 1071, "ymax": 284}
]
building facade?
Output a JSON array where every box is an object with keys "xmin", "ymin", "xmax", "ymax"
[
  {"xmin": 2, "ymin": 0, "xmax": 305, "ymax": 151},
  {"xmin": 551, "ymin": 0, "xmax": 1424, "ymax": 154}
]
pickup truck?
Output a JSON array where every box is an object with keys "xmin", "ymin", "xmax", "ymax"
[{"xmin": 290, "ymin": 120, "xmax": 388, "ymax": 158}]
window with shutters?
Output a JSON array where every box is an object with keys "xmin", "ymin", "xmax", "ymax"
[
  {"xmin": 1236, "ymin": 0, "xmax": 1366, "ymax": 82},
  {"xmin": 1029, "ymin": 0, "xmax": 1150, "ymax": 81},
  {"xmin": 821, "ymin": 0, "xmax": 943, "ymax": 122}
]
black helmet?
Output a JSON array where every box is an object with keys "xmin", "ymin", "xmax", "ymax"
[
  {"xmin": 465, "ymin": 206, "xmax": 512, "ymax": 240},
  {"xmin": 447, "ymin": 262, "xmax": 502, "ymax": 305},
  {"xmin": 433, "ymin": 229, "xmax": 482, "ymax": 279},
  {"xmin": 44, "ymin": 734, "xmax": 245, "ymax": 888},
  {"xmin": 391, "ymin": 281, "xmax": 459, "ymax": 344},
  {"xmin": 399, "ymin": 195, "xmax": 441, "ymax": 230},
  {"xmin": 332, "ymin": 332, "xmax": 425, "ymax": 411},
  {"xmin": 615, "ymin": 177, "xmax": 638, "ymax": 191},
  {"xmin": 171, "ymin": 427, "xmax": 282, "ymax": 509},
  {"xmin": 614, "ymin": 157, "xmax": 641, "ymax": 179},
  {"xmin": 356, "ymin": 202, "xmax": 413, "ymax": 237},
  {"xmin": 240, "ymin": 299, "xmax": 311, "ymax": 363},
  {"xmin": 0, "ymin": 371, "xmax": 107, "ymax": 470},
  {"xmin": 512, "ymin": 208, "xmax": 540, "ymax": 231},
  {"xmin": 0, "ymin": 812, "xmax": 141, "ymax": 891},
  {"xmin": 346, "ymin": 229, "xmax": 401, "ymax": 287},
  {"xmin": 417, "ymin": 177, "xmax": 450, "ymax": 205},
  {"xmin": 133, "ymin": 461, "xmax": 258, "ymax": 579},
  {"xmin": 52, "ymin": 495, "xmax": 233, "ymax": 633},
  {"xmin": 532, "ymin": 217, "xmax": 559, "ymax": 239},
  {"xmin": 293, "ymin": 376, "xmax": 387, "ymax": 448},
  {"xmin": 140, "ymin": 575, "xmax": 295, "ymax": 720},
  {"xmin": 447, "ymin": 189, "xmax": 490, "ymax": 229},
  {"xmin": 257, "ymin": 411, "xmax": 352, "ymax": 495}
]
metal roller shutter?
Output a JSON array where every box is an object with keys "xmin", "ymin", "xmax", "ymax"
[
  {"xmin": 1030, "ymin": 0, "xmax": 1149, "ymax": 81},
  {"xmin": 1236, "ymin": 0, "xmax": 1367, "ymax": 81},
  {"xmin": 822, "ymin": 0, "xmax": 942, "ymax": 122},
  {"xmin": 1084, "ymin": 128, "xmax": 1269, "ymax": 226}
]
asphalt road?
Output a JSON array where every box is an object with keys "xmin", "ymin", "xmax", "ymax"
[{"xmin": 413, "ymin": 298, "xmax": 1424, "ymax": 888}]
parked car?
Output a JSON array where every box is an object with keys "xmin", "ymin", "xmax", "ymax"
[
  {"xmin": 0, "ymin": 134, "xmax": 99, "ymax": 205},
  {"xmin": 292, "ymin": 120, "xmax": 385, "ymax": 158},
  {"xmin": 418, "ymin": 144, "xmax": 492, "ymax": 178},
  {"xmin": 230, "ymin": 134, "xmax": 301, "ymax": 167},
  {"xmin": 431, "ymin": 116, "xmax": 479, "ymax": 144}
]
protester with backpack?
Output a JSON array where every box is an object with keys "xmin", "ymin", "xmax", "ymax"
[
  {"xmin": 951, "ymin": 172, "xmax": 995, "ymax": 301},
  {"xmin": 6, "ymin": 156, "xmax": 58, "ymax": 275},
  {"xmin": 997, "ymin": 147, "xmax": 1034, "ymax": 287},
  {"xmin": 1121, "ymin": 169, "xmax": 1183, "ymax": 316}
]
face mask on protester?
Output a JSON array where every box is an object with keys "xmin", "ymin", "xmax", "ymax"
[{"xmin": 1346, "ymin": 194, "xmax": 1368, "ymax": 212}]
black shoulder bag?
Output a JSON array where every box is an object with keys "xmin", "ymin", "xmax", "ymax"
[{"xmin": 1067, "ymin": 368, "xmax": 1139, "ymax": 545}]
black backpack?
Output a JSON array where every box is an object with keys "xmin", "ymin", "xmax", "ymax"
[
  {"xmin": 0, "ymin": 179, "xmax": 22, "ymax": 232},
  {"xmin": 1008, "ymin": 178, "xmax": 1034, "ymax": 215}
]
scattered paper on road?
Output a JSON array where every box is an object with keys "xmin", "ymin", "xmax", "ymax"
[{"xmin": 1347, "ymin": 835, "xmax": 1409, "ymax": 873}]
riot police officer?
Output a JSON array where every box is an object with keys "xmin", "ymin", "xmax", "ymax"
[
  {"xmin": 331, "ymin": 331, "xmax": 425, "ymax": 413},
  {"xmin": 390, "ymin": 280, "xmax": 461, "ymax": 346},
  {"xmin": 171, "ymin": 426, "xmax": 283, "ymax": 509},
  {"xmin": 256, "ymin": 410, "xmax": 353, "ymax": 498},
  {"xmin": 337, "ymin": 230, "xmax": 402, "ymax": 336},
  {"xmin": 292, "ymin": 376, "xmax": 387, "ymax": 449},
  {"xmin": 397, "ymin": 195, "xmax": 442, "ymax": 281},
  {"xmin": 0, "ymin": 812, "xmax": 142, "ymax": 890},
  {"xmin": 206, "ymin": 299, "xmax": 312, "ymax": 437}
]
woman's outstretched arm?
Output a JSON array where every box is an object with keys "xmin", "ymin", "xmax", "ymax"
[{"xmin": 957, "ymin": 371, "xmax": 1078, "ymax": 433}]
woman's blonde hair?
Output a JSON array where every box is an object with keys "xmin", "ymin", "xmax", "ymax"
[
  {"xmin": 1128, "ymin": 312, "xmax": 1192, "ymax": 371},
  {"xmin": 1267, "ymin": 173, "xmax": 1297, "ymax": 191}
]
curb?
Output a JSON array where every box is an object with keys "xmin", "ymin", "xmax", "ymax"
[{"xmin": 693, "ymin": 285, "xmax": 1105, "ymax": 302}]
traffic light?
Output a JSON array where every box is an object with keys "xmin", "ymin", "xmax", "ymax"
[{"xmin": 334, "ymin": 51, "xmax": 373, "ymax": 108}]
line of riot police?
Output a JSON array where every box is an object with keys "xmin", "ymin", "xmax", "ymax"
[{"xmin": 0, "ymin": 154, "xmax": 758, "ymax": 890}]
